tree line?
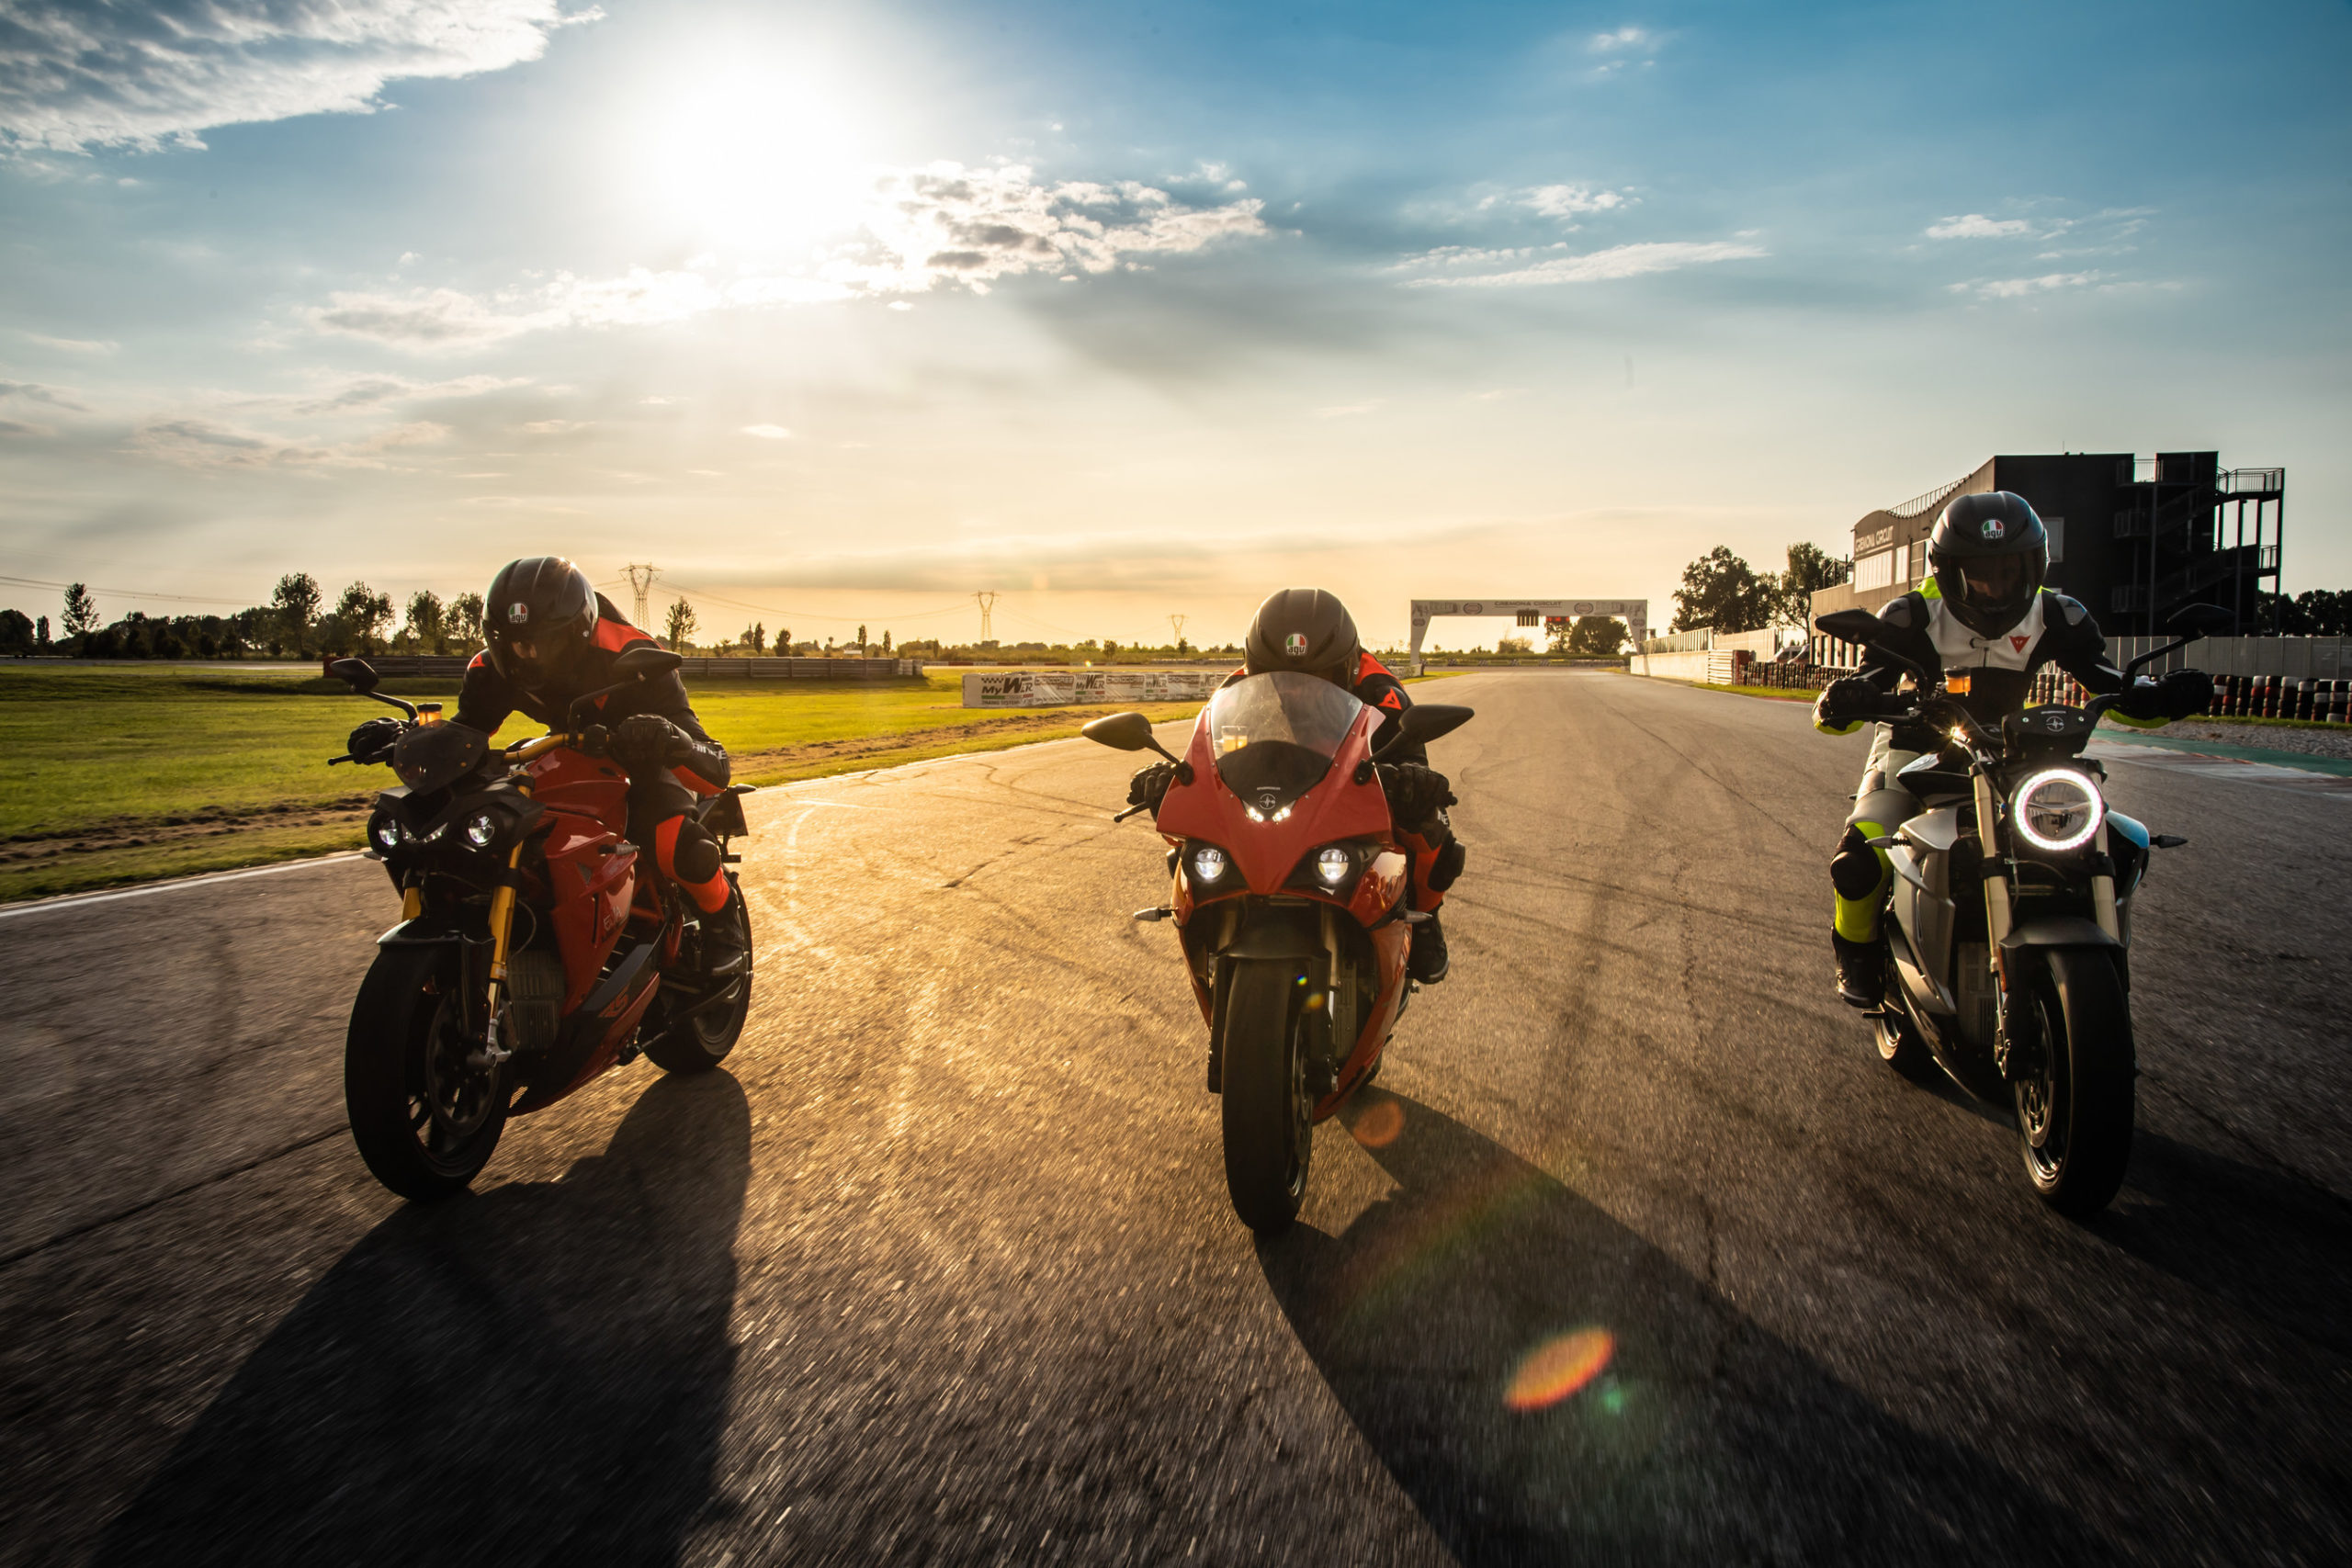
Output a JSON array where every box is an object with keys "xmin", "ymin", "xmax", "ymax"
[{"xmin": 0, "ymin": 574, "xmax": 489, "ymax": 660}]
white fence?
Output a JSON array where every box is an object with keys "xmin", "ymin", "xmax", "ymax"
[{"xmin": 962, "ymin": 670, "xmax": 1228, "ymax": 708}]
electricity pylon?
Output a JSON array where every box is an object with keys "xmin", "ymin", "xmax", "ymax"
[
  {"xmin": 625, "ymin": 563, "xmax": 659, "ymax": 631},
  {"xmin": 1169, "ymin": 614, "xmax": 1186, "ymax": 648},
  {"xmin": 974, "ymin": 591, "xmax": 999, "ymax": 642}
]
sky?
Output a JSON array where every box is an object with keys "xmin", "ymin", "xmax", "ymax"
[{"xmin": 2, "ymin": 0, "xmax": 2347, "ymax": 650}]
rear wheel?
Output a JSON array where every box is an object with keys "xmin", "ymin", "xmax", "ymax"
[
  {"xmin": 644, "ymin": 877, "xmax": 753, "ymax": 1075},
  {"xmin": 345, "ymin": 944, "xmax": 507, "ymax": 1201},
  {"xmin": 2013, "ymin": 948, "xmax": 2135, "ymax": 1217},
  {"xmin": 1220, "ymin": 959, "xmax": 1314, "ymax": 1235}
]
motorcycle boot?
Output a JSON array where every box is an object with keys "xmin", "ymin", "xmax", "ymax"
[
  {"xmin": 696, "ymin": 885, "xmax": 750, "ymax": 980},
  {"xmin": 1832, "ymin": 931, "xmax": 1886, "ymax": 1010},
  {"xmin": 1408, "ymin": 910, "xmax": 1451, "ymax": 985}
]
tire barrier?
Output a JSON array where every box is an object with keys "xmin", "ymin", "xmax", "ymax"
[{"xmin": 2200, "ymin": 673, "xmax": 2349, "ymax": 722}]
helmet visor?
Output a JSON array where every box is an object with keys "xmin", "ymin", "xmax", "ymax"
[
  {"xmin": 1959, "ymin": 556, "xmax": 2027, "ymax": 606},
  {"xmin": 493, "ymin": 632, "xmax": 568, "ymax": 689}
]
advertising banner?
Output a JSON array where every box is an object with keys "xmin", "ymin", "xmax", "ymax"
[{"xmin": 962, "ymin": 670, "xmax": 1228, "ymax": 707}]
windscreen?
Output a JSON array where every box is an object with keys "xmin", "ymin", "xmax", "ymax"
[{"xmin": 1206, "ymin": 671, "xmax": 1366, "ymax": 814}]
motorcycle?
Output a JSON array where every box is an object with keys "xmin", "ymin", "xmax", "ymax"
[
  {"xmin": 325, "ymin": 649, "xmax": 755, "ymax": 1200},
  {"xmin": 1811, "ymin": 603, "xmax": 2230, "ymax": 1215},
  {"xmin": 1083, "ymin": 672, "xmax": 1472, "ymax": 1233}
]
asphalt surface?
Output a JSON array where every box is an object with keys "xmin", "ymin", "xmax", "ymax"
[{"xmin": 2, "ymin": 671, "xmax": 2346, "ymax": 1566}]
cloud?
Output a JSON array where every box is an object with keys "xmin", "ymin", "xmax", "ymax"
[
  {"xmin": 741, "ymin": 424, "xmax": 794, "ymax": 440},
  {"xmin": 1523, "ymin": 183, "xmax": 1629, "ymax": 220},
  {"xmin": 1948, "ymin": 271, "xmax": 2107, "ymax": 299},
  {"xmin": 19, "ymin": 332, "xmax": 116, "ymax": 353},
  {"xmin": 1405, "ymin": 238, "xmax": 1767, "ymax": 288},
  {"xmin": 1589, "ymin": 27, "xmax": 1656, "ymax": 54},
  {"xmin": 521, "ymin": 418, "xmax": 588, "ymax": 434},
  {"xmin": 300, "ymin": 162, "xmax": 1269, "ymax": 348},
  {"xmin": 0, "ymin": 0, "xmax": 600, "ymax": 153},
  {"xmin": 130, "ymin": 414, "xmax": 448, "ymax": 468},
  {"xmin": 1926, "ymin": 213, "xmax": 2033, "ymax": 240},
  {"xmin": 0, "ymin": 379, "xmax": 88, "ymax": 412},
  {"xmin": 288, "ymin": 372, "xmax": 529, "ymax": 413}
]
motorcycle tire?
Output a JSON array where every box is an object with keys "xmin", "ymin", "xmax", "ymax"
[
  {"xmin": 345, "ymin": 943, "xmax": 508, "ymax": 1201},
  {"xmin": 644, "ymin": 877, "xmax": 753, "ymax": 1076},
  {"xmin": 1219, "ymin": 957, "xmax": 1314, "ymax": 1235},
  {"xmin": 2013, "ymin": 948, "xmax": 2134, "ymax": 1218}
]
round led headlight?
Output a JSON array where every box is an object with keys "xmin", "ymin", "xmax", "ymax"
[
  {"xmin": 2013, "ymin": 768, "xmax": 2104, "ymax": 852},
  {"xmin": 1191, "ymin": 844, "xmax": 1228, "ymax": 884},
  {"xmin": 368, "ymin": 814, "xmax": 405, "ymax": 852},
  {"xmin": 462, "ymin": 811, "xmax": 499, "ymax": 850},
  {"xmin": 1316, "ymin": 846, "xmax": 1353, "ymax": 886}
]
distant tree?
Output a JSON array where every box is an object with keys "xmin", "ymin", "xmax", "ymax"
[
  {"xmin": 1496, "ymin": 636, "xmax": 1533, "ymax": 656},
  {"xmin": 335, "ymin": 581, "xmax": 394, "ymax": 653},
  {"xmin": 856, "ymin": 623, "xmax": 868, "ymax": 652},
  {"xmin": 404, "ymin": 590, "xmax": 446, "ymax": 654},
  {"xmin": 447, "ymin": 592, "xmax": 485, "ymax": 649},
  {"xmin": 1569, "ymin": 616, "xmax": 1630, "ymax": 657},
  {"xmin": 1777, "ymin": 542, "xmax": 1852, "ymax": 626},
  {"xmin": 744, "ymin": 622, "xmax": 765, "ymax": 654},
  {"xmin": 2267, "ymin": 588, "xmax": 2351, "ymax": 637},
  {"xmin": 1672, "ymin": 547, "xmax": 1773, "ymax": 633},
  {"xmin": 0, "ymin": 608, "xmax": 32, "ymax": 654},
  {"xmin": 880, "ymin": 629, "xmax": 892, "ymax": 655},
  {"xmin": 36, "ymin": 614, "xmax": 51, "ymax": 649},
  {"xmin": 1102, "ymin": 639, "xmax": 1120, "ymax": 661},
  {"xmin": 664, "ymin": 597, "xmax": 697, "ymax": 651},
  {"xmin": 777, "ymin": 627, "xmax": 789, "ymax": 652},
  {"xmin": 62, "ymin": 581, "xmax": 98, "ymax": 638},
  {"xmin": 271, "ymin": 572, "xmax": 321, "ymax": 654}
]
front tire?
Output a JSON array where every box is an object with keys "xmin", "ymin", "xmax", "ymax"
[
  {"xmin": 2013, "ymin": 948, "xmax": 2135, "ymax": 1217},
  {"xmin": 345, "ymin": 944, "xmax": 507, "ymax": 1201},
  {"xmin": 1220, "ymin": 959, "xmax": 1314, "ymax": 1235}
]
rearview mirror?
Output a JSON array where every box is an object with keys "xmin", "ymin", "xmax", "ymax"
[
  {"xmin": 2165, "ymin": 603, "xmax": 2234, "ymax": 639},
  {"xmin": 1814, "ymin": 610, "xmax": 1883, "ymax": 644},
  {"xmin": 1374, "ymin": 702, "xmax": 1474, "ymax": 759},
  {"xmin": 329, "ymin": 657, "xmax": 379, "ymax": 694},
  {"xmin": 612, "ymin": 645, "xmax": 684, "ymax": 681},
  {"xmin": 1081, "ymin": 712, "xmax": 1157, "ymax": 751}
]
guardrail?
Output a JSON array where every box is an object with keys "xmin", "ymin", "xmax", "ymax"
[{"xmin": 323, "ymin": 655, "xmax": 926, "ymax": 681}]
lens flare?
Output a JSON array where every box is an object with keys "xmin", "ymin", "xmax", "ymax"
[
  {"xmin": 1503, "ymin": 1328, "xmax": 1615, "ymax": 1412},
  {"xmin": 1350, "ymin": 1098, "xmax": 1404, "ymax": 1147}
]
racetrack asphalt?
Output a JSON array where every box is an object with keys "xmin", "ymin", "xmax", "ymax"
[{"xmin": 2, "ymin": 671, "xmax": 2346, "ymax": 1566}]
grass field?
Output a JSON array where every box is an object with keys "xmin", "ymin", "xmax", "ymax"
[{"xmin": 0, "ymin": 666, "xmax": 1199, "ymax": 903}]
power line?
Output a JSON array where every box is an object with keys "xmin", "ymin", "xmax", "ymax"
[
  {"xmin": 654, "ymin": 578, "xmax": 970, "ymax": 626},
  {"xmin": 0, "ymin": 573, "xmax": 251, "ymax": 608}
]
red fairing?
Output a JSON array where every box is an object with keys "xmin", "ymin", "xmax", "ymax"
[
  {"xmin": 1155, "ymin": 705, "xmax": 1394, "ymax": 894},
  {"xmin": 525, "ymin": 746, "xmax": 636, "ymax": 1010}
]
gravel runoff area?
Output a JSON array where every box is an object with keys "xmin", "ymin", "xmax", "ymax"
[{"xmin": 2154, "ymin": 719, "xmax": 2352, "ymax": 761}]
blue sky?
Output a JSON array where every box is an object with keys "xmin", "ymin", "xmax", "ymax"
[{"xmin": 3, "ymin": 0, "xmax": 2346, "ymax": 648}]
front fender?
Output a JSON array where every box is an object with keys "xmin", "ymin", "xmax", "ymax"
[
  {"xmin": 2000, "ymin": 916, "xmax": 2122, "ymax": 953},
  {"xmin": 377, "ymin": 912, "xmax": 474, "ymax": 947},
  {"xmin": 1216, "ymin": 901, "xmax": 1327, "ymax": 960}
]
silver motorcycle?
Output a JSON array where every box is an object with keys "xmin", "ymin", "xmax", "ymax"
[{"xmin": 1813, "ymin": 603, "xmax": 2230, "ymax": 1216}]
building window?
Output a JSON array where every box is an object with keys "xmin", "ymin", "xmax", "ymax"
[
  {"xmin": 2045, "ymin": 516, "xmax": 2064, "ymax": 564},
  {"xmin": 1853, "ymin": 550, "xmax": 1894, "ymax": 592}
]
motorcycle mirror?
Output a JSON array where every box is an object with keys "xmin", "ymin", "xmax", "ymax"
[
  {"xmin": 1814, "ymin": 609, "xmax": 1883, "ymax": 644},
  {"xmin": 330, "ymin": 657, "xmax": 380, "ymax": 694},
  {"xmin": 1082, "ymin": 712, "xmax": 1159, "ymax": 751},
  {"xmin": 611, "ymin": 645, "xmax": 684, "ymax": 682},
  {"xmin": 1374, "ymin": 702, "xmax": 1474, "ymax": 759},
  {"xmin": 2165, "ymin": 603, "xmax": 2233, "ymax": 639}
]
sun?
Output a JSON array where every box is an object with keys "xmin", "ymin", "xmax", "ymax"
[{"xmin": 629, "ymin": 63, "xmax": 873, "ymax": 255}]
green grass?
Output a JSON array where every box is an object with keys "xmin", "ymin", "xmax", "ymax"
[{"xmin": 0, "ymin": 666, "xmax": 1197, "ymax": 902}]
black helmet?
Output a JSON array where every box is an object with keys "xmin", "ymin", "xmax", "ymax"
[
  {"xmin": 1928, "ymin": 491, "xmax": 2048, "ymax": 639},
  {"xmin": 1244, "ymin": 587, "xmax": 1361, "ymax": 688},
  {"xmin": 482, "ymin": 556, "xmax": 597, "ymax": 692}
]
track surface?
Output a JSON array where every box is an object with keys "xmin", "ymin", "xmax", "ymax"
[{"xmin": 3, "ymin": 671, "xmax": 2346, "ymax": 1565}]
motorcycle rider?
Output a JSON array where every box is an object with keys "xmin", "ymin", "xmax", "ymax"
[
  {"xmin": 1814, "ymin": 492, "xmax": 2211, "ymax": 1006},
  {"xmin": 345, "ymin": 557, "xmax": 743, "ymax": 969},
  {"xmin": 1127, "ymin": 587, "xmax": 1465, "ymax": 984}
]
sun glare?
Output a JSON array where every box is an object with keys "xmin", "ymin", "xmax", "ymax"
[{"xmin": 632, "ymin": 64, "xmax": 873, "ymax": 254}]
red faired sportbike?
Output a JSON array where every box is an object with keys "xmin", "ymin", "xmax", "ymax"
[
  {"xmin": 325, "ymin": 649, "xmax": 754, "ymax": 1201},
  {"xmin": 1084, "ymin": 672, "xmax": 1472, "ymax": 1233}
]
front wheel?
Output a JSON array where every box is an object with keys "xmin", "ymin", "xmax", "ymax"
[
  {"xmin": 1220, "ymin": 958, "xmax": 1314, "ymax": 1235},
  {"xmin": 345, "ymin": 943, "xmax": 507, "ymax": 1201},
  {"xmin": 2013, "ymin": 948, "xmax": 2135, "ymax": 1218}
]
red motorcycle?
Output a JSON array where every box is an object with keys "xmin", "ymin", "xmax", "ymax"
[
  {"xmin": 326, "ymin": 650, "xmax": 755, "ymax": 1200},
  {"xmin": 1084, "ymin": 673, "xmax": 1472, "ymax": 1232}
]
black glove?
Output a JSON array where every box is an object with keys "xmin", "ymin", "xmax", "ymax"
[
  {"xmin": 345, "ymin": 716, "xmax": 401, "ymax": 764},
  {"xmin": 1127, "ymin": 761, "xmax": 1178, "ymax": 815},
  {"xmin": 1376, "ymin": 762, "xmax": 1455, "ymax": 828},
  {"xmin": 612, "ymin": 713, "xmax": 688, "ymax": 771},
  {"xmin": 2154, "ymin": 668, "xmax": 2213, "ymax": 721},
  {"xmin": 1817, "ymin": 676, "xmax": 1889, "ymax": 727}
]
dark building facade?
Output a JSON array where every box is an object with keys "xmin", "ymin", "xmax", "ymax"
[{"xmin": 1809, "ymin": 453, "xmax": 2284, "ymax": 654}]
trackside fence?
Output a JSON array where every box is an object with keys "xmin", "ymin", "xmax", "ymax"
[{"xmin": 328, "ymin": 656, "xmax": 925, "ymax": 681}]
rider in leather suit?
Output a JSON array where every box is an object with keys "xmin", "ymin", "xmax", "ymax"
[
  {"xmin": 1127, "ymin": 588, "xmax": 1466, "ymax": 984},
  {"xmin": 348, "ymin": 557, "xmax": 742, "ymax": 965},
  {"xmin": 1813, "ymin": 492, "xmax": 2210, "ymax": 1006}
]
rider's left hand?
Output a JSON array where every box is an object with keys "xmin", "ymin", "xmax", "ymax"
[
  {"xmin": 2154, "ymin": 668, "xmax": 2214, "ymax": 721},
  {"xmin": 345, "ymin": 716, "xmax": 401, "ymax": 764}
]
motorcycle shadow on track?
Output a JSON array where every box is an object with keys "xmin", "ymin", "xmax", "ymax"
[
  {"xmin": 1256, "ymin": 1091, "xmax": 2122, "ymax": 1567},
  {"xmin": 90, "ymin": 1072, "xmax": 750, "ymax": 1568}
]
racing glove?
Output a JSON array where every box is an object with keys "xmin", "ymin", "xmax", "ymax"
[
  {"xmin": 2115, "ymin": 669, "xmax": 2212, "ymax": 724},
  {"xmin": 1815, "ymin": 675, "xmax": 1893, "ymax": 728},
  {"xmin": 1127, "ymin": 761, "xmax": 1179, "ymax": 816},
  {"xmin": 611, "ymin": 713, "xmax": 690, "ymax": 773},
  {"xmin": 345, "ymin": 716, "xmax": 402, "ymax": 764},
  {"xmin": 1376, "ymin": 762, "xmax": 1456, "ymax": 829}
]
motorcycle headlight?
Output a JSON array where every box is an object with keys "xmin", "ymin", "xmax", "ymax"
[
  {"xmin": 368, "ymin": 813, "xmax": 405, "ymax": 852},
  {"xmin": 1316, "ymin": 846, "xmax": 1353, "ymax": 886},
  {"xmin": 1191, "ymin": 844, "xmax": 1229, "ymax": 885},
  {"xmin": 2013, "ymin": 768, "xmax": 2104, "ymax": 852},
  {"xmin": 463, "ymin": 810, "xmax": 499, "ymax": 850}
]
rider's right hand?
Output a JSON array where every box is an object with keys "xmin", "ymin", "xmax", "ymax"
[{"xmin": 345, "ymin": 716, "xmax": 401, "ymax": 764}]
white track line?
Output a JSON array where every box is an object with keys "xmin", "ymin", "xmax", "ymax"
[{"xmin": 0, "ymin": 853, "xmax": 369, "ymax": 922}]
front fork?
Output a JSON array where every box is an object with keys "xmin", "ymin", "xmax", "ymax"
[
  {"xmin": 1977, "ymin": 773, "xmax": 2118, "ymax": 1082},
  {"xmin": 468, "ymin": 784, "xmax": 534, "ymax": 1070}
]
